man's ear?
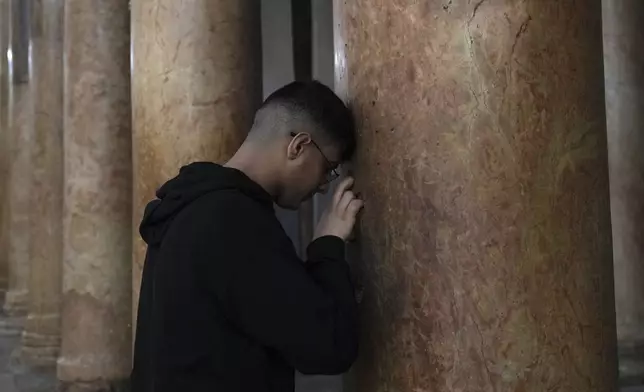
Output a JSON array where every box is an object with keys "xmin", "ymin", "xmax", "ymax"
[{"xmin": 287, "ymin": 132, "xmax": 312, "ymax": 160}]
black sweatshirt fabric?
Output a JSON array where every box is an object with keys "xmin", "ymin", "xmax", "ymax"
[{"xmin": 130, "ymin": 162, "xmax": 358, "ymax": 392}]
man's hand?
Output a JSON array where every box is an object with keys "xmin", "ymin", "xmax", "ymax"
[{"xmin": 314, "ymin": 177, "xmax": 364, "ymax": 241}]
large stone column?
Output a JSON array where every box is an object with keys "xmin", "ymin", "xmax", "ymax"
[
  {"xmin": 131, "ymin": 0, "xmax": 262, "ymax": 318},
  {"xmin": 58, "ymin": 1, "xmax": 132, "ymax": 390},
  {"xmin": 3, "ymin": 0, "xmax": 33, "ymax": 324},
  {"xmin": 336, "ymin": 1, "xmax": 617, "ymax": 391},
  {"xmin": 603, "ymin": 0, "xmax": 644, "ymax": 386},
  {"xmin": 20, "ymin": 0, "xmax": 64, "ymax": 367}
]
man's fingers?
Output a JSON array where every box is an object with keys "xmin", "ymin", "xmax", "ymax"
[
  {"xmin": 333, "ymin": 176, "xmax": 355, "ymax": 205},
  {"xmin": 347, "ymin": 199, "xmax": 364, "ymax": 216},
  {"xmin": 338, "ymin": 190, "xmax": 355, "ymax": 211}
]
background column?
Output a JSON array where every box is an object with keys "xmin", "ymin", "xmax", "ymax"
[
  {"xmin": 603, "ymin": 0, "xmax": 644, "ymax": 386},
  {"xmin": 20, "ymin": 0, "xmax": 64, "ymax": 367},
  {"xmin": 0, "ymin": 0, "xmax": 11, "ymax": 307},
  {"xmin": 3, "ymin": 0, "xmax": 33, "ymax": 325},
  {"xmin": 131, "ymin": 0, "xmax": 262, "ymax": 320},
  {"xmin": 336, "ymin": 1, "xmax": 617, "ymax": 390},
  {"xmin": 58, "ymin": 0, "xmax": 132, "ymax": 390}
]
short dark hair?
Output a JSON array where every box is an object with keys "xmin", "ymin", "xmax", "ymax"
[{"xmin": 260, "ymin": 81, "xmax": 356, "ymax": 161}]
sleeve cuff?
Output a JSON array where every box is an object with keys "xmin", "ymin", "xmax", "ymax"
[{"xmin": 306, "ymin": 236, "xmax": 346, "ymax": 264}]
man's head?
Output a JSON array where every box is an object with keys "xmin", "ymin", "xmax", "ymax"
[{"xmin": 236, "ymin": 81, "xmax": 356, "ymax": 209}]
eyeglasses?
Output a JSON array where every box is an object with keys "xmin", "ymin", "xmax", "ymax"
[{"xmin": 290, "ymin": 132, "xmax": 340, "ymax": 184}]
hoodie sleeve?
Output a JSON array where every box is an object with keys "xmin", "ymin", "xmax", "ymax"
[{"xmin": 212, "ymin": 218, "xmax": 359, "ymax": 375}]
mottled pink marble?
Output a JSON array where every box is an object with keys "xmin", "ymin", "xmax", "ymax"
[{"xmin": 336, "ymin": 1, "xmax": 617, "ymax": 390}]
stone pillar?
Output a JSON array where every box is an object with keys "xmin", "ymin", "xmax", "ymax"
[
  {"xmin": 0, "ymin": 0, "xmax": 11, "ymax": 304},
  {"xmin": 3, "ymin": 0, "xmax": 33, "ymax": 324},
  {"xmin": 58, "ymin": 0, "xmax": 131, "ymax": 390},
  {"xmin": 131, "ymin": 0, "xmax": 262, "ymax": 319},
  {"xmin": 20, "ymin": 0, "xmax": 64, "ymax": 367},
  {"xmin": 603, "ymin": 0, "xmax": 644, "ymax": 386},
  {"xmin": 336, "ymin": 1, "xmax": 617, "ymax": 391}
]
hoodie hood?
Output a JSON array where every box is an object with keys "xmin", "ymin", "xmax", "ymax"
[{"xmin": 139, "ymin": 162, "xmax": 274, "ymax": 246}]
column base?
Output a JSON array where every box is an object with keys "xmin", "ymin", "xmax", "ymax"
[
  {"xmin": 619, "ymin": 343, "xmax": 644, "ymax": 386},
  {"xmin": 0, "ymin": 314, "xmax": 24, "ymax": 337},
  {"xmin": 58, "ymin": 355, "xmax": 131, "ymax": 392},
  {"xmin": 20, "ymin": 312, "xmax": 61, "ymax": 366},
  {"xmin": 3, "ymin": 289, "xmax": 28, "ymax": 317},
  {"xmin": 20, "ymin": 333, "xmax": 60, "ymax": 367},
  {"xmin": 58, "ymin": 379, "xmax": 130, "ymax": 392}
]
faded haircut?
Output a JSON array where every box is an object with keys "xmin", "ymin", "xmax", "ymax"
[{"xmin": 249, "ymin": 81, "xmax": 356, "ymax": 161}]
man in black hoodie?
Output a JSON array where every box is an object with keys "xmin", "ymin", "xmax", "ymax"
[{"xmin": 131, "ymin": 81, "xmax": 363, "ymax": 392}]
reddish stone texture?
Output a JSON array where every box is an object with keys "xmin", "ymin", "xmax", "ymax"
[
  {"xmin": 336, "ymin": 1, "xmax": 617, "ymax": 391},
  {"xmin": 131, "ymin": 0, "xmax": 262, "ymax": 323},
  {"xmin": 603, "ymin": 0, "xmax": 644, "ymax": 385}
]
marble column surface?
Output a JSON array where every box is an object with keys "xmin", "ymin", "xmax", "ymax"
[
  {"xmin": 59, "ymin": 1, "xmax": 131, "ymax": 390},
  {"xmin": 336, "ymin": 1, "xmax": 617, "ymax": 391},
  {"xmin": 131, "ymin": 0, "xmax": 262, "ymax": 323},
  {"xmin": 3, "ymin": 0, "xmax": 32, "ymax": 323},
  {"xmin": 603, "ymin": 0, "xmax": 644, "ymax": 386},
  {"xmin": 20, "ymin": 0, "xmax": 64, "ymax": 368},
  {"xmin": 3, "ymin": 83, "xmax": 33, "ymax": 321},
  {"xmin": 0, "ymin": 0, "xmax": 11, "ymax": 301}
]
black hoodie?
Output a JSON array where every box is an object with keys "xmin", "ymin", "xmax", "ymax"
[{"xmin": 131, "ymin": 162, "xmax": 358, "ymax": 392}]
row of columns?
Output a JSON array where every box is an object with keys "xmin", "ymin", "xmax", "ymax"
[
  {"xmin": 0, "ymin": 0, "xmax": 641, "ymax": 390},
  {"xmin": 0, "ymin": 0, "xmax": 260, "ymax": 389}
]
